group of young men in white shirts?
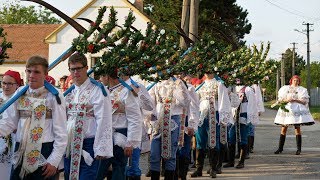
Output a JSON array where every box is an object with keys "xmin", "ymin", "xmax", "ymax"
[{"xmin": 0, "ymin": 53, "xmax": 265, "ymax": 180}]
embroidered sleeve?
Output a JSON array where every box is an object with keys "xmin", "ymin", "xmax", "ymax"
[
  {"xmin": 253, "ymin": 84, "xmax": 265, "ymax": 113},
  {"xmin": 93, "ymin": 87, "xmax": 113, "ymax": 158},
  {"xmin": 217, "ymin": 83, "xmax": 232, "ymax": 124},
  {"xmin": 125, "ymin": 91, "xmax": 142, "ymax": 148},
  {"xmin": 187, "ymin": 86, "xmax": 200, "ymax": 131},
  {"xmin": 137, "ymin": 85, "xmax": 154, "ymax": 112},
  {"xmin": 0, "ymin": 92, "xmax": 20, "ymax": 137},
  {"xmin": 46, "ymin": 93, "xmax": 68, "ymax": 168},
  {"xmin": 173, "ymin": 80, "xmax": 191, "ymax": 108},
  {"xmin": 245, "ymin": 87, "xmax": 259, "ymax": 125},
  {"xmin": 278, "ymin": 86, "xmax": 289, "ymax": 101},
  {"xmin": 298, "ymin": 86, "xmax": 309, "ymax": 103}
]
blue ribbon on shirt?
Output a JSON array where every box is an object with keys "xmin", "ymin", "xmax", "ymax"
[
  {"xmin": 0, "ymin": 80, "xmax": 61, "ymax": 114},
  {"xmin": 129, "ymin": 77, "xmax": 140, "ymax": 88},
  {"xmin": 63, "ymin": 77, "xmax": 108, "ymax": 97}
]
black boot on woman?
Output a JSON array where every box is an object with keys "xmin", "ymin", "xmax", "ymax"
[
  {"xmin": 296, "ymin": 135, "xmax": 302, "ymax": 155},
  {"xmin": 274, "ymin": 134, "xmax": 286, "ymax": 154}
]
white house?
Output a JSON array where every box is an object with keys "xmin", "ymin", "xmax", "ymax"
[{"xmin": 45, "ymin": 0, "xmax": 150, "ymax": 81}]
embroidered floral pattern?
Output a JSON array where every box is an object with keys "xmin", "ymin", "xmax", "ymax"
[
  {"xmin": 178, "ymin": 109, "xmax": 186, "ymax": 147},
  {"xmin": 65, "ymin": 84, "xmax": 95, "ymax": 180},
  {"xmin": 208, "ymin": 96, "xmax": 217, "ymax": 148},
  {"xmin": 26, "ymin": 150, "xmax": 40, "ymax": 166},
  {"xmin": 30, "ymin": 127, "xmax": 43, "ymax": 142},
  {"xmin": 18, "ymin": 96, "xmax": 31, "ymax": 109},
  {"xmin": 34, "ymin": 104, "xmax": 46, "ymax": 120},
  {"xmin": 220, "ymin": 124, "xmax": 227, "ymax": 144},
  {"xmin": 161, "ymin": 102, "xmax": 171, "ymax": 159}
]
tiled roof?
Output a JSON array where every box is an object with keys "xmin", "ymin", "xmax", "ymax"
[{"xmin": 1, "ymin": 24, "xmax": 60, "ymax": 63}]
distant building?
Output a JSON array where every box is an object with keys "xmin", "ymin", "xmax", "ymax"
[
  {"xmin": 0, "ymin": 24, "xmax": 60, "ymax": 83},
  {"xmin": 45, "ymin": 0, "xmax": 149, "ymax": 81}
]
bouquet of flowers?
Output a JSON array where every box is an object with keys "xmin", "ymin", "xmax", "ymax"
[{"xmin": 271, "ymin": 101, "xmax": 289, "ymax": 112}]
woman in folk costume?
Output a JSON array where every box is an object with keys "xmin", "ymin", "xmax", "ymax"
[
  {"xmin": 274, "ymin": 75, "xmax": 314, "ymax": 155},
  {"xmin": 0, "ymin": 70, "xmax": 22, "ymax": 180},
  {"xmin": 0, "ymin": 56, "xmax": 68, "ymax": 180},
  {"xmin": 64, "ymin": 53, "xmax": 113, "ymax": 180},
  {"xmin": 149, "ymin": 76, "xmax": 191, "ymax": 180},
  {"xmin": 191, "ymin": 73, "xmax": 232, "ymax": 178},
  {"xmin": 96, "ymin": 73, "xmax": 142, "ymax": 180},
  {"xmin": 223, "ymin": 79, "xmax": 259, "ymax": 169}
]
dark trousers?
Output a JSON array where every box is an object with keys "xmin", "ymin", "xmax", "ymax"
[
  {"xmin": 11, "ymin": 142, "xmax": 54, "ymax": 180},
  {"xmin": 64, "ymin": 138, "xmax": 99, "ymax": 180}
]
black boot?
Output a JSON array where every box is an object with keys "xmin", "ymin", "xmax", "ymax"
[
  {"xmin": 274, "ymin": 134, "xmax": 286, "ymax": 154},
  {"xmin": 209, "ymin": 149, "xmax": 219, "ymax": 178},
  {"xmin": 235, "ymin": 142, "xmax": 241, "ymax": 158},
  {"xmin": 177, "ymin": 157, "xmax": 189, "ymax": 180},
  {"xmin": 191, "ymin": 149, "xmax": 204, "ymax": 177},
  {"xmin": 246, "ymin": 136, "xmax": 250, "ymax": 159},
  {"xmin": 164, "ymin": 170, "xmax": 175, "ymax": 180},
  {"xmin": 296, "ymin": 135, "xmax": 302, "ymax": 155},
  {"xmin": 223, "ymin": 144, "xmax": 235, "ymax": 168},
  {"xmin": 217, "ymin": 144, "xmax": 226, "ymax": 174},
  {"xmin": 206, "ymin": 148, "xmax": 213, "ymax": 174},
  {"xmin": 235, "ymin": 145, "xmax": 247, "ymax": 169},
  {"xmin": 249, "ymin": 136, "xmax": 254, "ymax": 153},
  {"xmin": 161, "ymin": 160, "xmax": 165, "ymax": 177},
  {"xmin": 145, "ymin": 170, "xmax": 151, "ymax": 177},
  {"xmin": 127, "ymin": 176, "xmax": 141, "ymax": 180},
  {"xmin": 150, "ymin": 170, "xmax": 160, "ymax": 180}
]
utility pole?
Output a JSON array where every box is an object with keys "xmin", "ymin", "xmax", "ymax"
[
  {"xmin": 189, "ymin": 0, "xmax": 199, "ymax": 42},
  {"xmin": 281, "ymin": 53, "xmax": 285, "ymax": 87},
  {"xmin": 290, "ymin": 42, "xmax": 297, "ymax": 77},
  {"xmin": 295, "ymin": 23, "xmax": 313, "ymax": 100},
  {"xmin": 276, "ymin": 68, "xmax": 280, "ymax": 99},
  {"xmin": 180, "ymin": 0, "xmax": 190, "ymax": 48},
  {"xmin": 303, "ymin": 22, "xmax": 313, "ymax": 99}
]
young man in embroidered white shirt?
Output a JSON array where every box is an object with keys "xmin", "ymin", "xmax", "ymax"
[
  {"xmin": 149, "ymin": 77, "xmax": 191, "ymax": 180},
  {"xmin": 63, "ymin": 53, "xmax": 113, "ymax": 180},
  {"xmin": 0, "ymin": 56, "xmax": 68, "ymax": 180},
  {"xmin": 96, "ymin": 73, "xmax": 142, "ymax": 180},
  {"xmin": 191, "ymin": 73, "xmax": 232, "ymax": 178}
]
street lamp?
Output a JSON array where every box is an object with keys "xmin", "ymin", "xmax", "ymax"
[{"xmin": 294, "ymin": 28, "xmax": 311, "ymax": 101}]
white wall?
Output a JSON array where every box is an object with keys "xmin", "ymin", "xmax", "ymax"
[{"xmin": 48, "ymin": 0, "xmax": 149, "ymax": 81}]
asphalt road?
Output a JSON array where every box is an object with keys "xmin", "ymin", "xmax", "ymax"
[{"xmin": 140, "ymin": 108, "xmax": 320, "ymax": 180}]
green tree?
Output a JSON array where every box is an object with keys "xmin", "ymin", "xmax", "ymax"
[
  {"xmin": 144, "ymin": 0, "xmax": 251, "ymax": 47},
  {"xmin": 261, "ymin": 59, "xmax": 279, "ymax": 100},
  {"xmin": 300, "ymin": 61, "xmax": 320, "ymax": 88},
  {"xmin": 0, "ymin": 1, "xmax": 61, "ymax": 24},
  {"xmin": 198, "ymin": 0, "xmax": 252, "ymax": 48},
  {"xmin": 282, "ymin": 48, "xmax": 305, "ymax": 84}
]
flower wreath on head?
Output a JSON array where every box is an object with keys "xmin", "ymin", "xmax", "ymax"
[{"xmin": 0, "ymin": 27, "xmax": 12, "ymax": 65}]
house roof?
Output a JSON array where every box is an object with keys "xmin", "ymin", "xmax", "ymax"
[
  {"xmin": 1, "ymin": 24, "xmax": 60, "ymax": 63},
  {"xmin": 45, "ymin": 0, "xmax": 151, "ymax": 43}
]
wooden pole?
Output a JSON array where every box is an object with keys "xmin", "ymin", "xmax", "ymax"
[
  {"xmin": 180, "ymin": 0, "xmax": 190, "ymax": 48},
  {"xmin": 189, "ymin": 0, "xmax": 199, "ymax": 42}
]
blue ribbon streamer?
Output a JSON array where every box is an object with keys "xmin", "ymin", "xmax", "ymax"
[
  {"xmin": 130, "ymin": 77, "xmax": 140, "ymax": 88},
  {"xmin": 146, "ymin": 82, "xmax": 157, "ymax": 91},
  {"xmin": 195, "ymin": 82, "xmax": 205, "ymax": 92}
]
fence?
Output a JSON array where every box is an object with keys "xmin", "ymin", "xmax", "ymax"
[{"xmin": 310, "ymin": 87, "xmax": 320, "ymax": 106}]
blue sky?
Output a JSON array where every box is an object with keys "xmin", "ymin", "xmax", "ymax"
[{"xmin": 1, "ymin": 0, "xmax": 319, "ymax": 62}]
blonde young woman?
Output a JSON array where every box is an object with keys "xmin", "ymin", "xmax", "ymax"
[{"xmin": 274, "ymin": 75, "xmax": 315, "ymax": 155}]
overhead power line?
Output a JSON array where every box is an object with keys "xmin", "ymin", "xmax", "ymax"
[{"xmin": 264, "ymin": 0, "xmax": 320, "ymax": 21}]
